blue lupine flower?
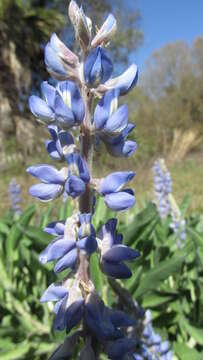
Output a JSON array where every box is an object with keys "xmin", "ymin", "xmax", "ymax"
[
  {"xmin": 76, "ymin": 213, "xmax": 97, "ymax": 254},
  {"xmin": 39, "ymin": 216, "xmax": 78, "ymax": 268},
  {"xmin": 41, "ymin": 279, "xmax": 84, "ymax": 331},
  {"xmin": 99, "ymin": 171, "xmax": 135, "ymax": 194},
  {"xmin": 45, "ymin": 125, "xmax": 75, "ymax": 161},
  {"xmin": 94, "ymin": 90, "xmax": 137, "ymax": 157},
  {"xmin": 94, "ymin": 89, "xmax": 120, "ymax": 130},
  {"xmin": 91, "ymin": 14, "xmax": 117, "ymax": 48},
  {"xmin": 9, "ymin": 178, "xmax": 22, "ymax": 216},
  {"xmin": 84, "ymin": 46, "xmax": 113, "ymax": 86},
  {"xmin": 55, "ymin": 81, "xmax": 85, "ymax": 129},
  {"xmin": 65, "ymin": 152, "xmax": 90, "ymax": 198},
  {"xmin": 96, "ymin": 63, "xmax": 138, "ymax": 95},
  {"xmin": 29, "ymin": 82, "xmax": 56, "ymax": 124},
  {"xmin": 44, "ymin": 33, "xmax": 79, "ymax": 81},
  {"xmin": 44, "ymin": 220, "xmax": 65, "ymax": 236},
  {"xmin": 97, "ymin": 171, "xmax": 136, "ymax": 211},
  {"xmin": 27, "ymin": 165, "xmax": 67, "ymax": 201},
  {"xmin": 29, "ymin": 80, "xmax": 85, "ymax": 130},
  {"xmin": 97, "ymin": 218, "xmax": 139, "ymax": 278},
  {"xmin": 85, "ymin": 292, "xmax": 124, "ymax": 340}
]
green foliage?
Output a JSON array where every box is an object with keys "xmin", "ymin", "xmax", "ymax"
[
  {"xmin": 0, "ymin": 201, "xmax": 72, "ymax": 359},
  {"xmin": 0, "ymin": 198, "xmax": 203, "ymax": 358}
]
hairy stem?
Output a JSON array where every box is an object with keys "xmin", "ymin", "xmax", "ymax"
[{"xmin": 78, "ymin": 86, "xmax": 94, "ymax": 285}]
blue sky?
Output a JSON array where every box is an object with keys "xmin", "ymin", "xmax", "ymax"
[{"xmin": 128, "ymin": 0, "xmax": 203, "ymax": 70}]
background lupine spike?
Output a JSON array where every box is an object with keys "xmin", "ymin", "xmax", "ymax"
[
  {"xmin": 153, "ymin": 158, "xmax": 186, "ymax": 247},
  {"xmin": 9, "ymin": 178, "xmax": 22, "ymax": 216}
]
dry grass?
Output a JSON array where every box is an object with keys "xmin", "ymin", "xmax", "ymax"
[{"xmin": 167, "ymin": 128, "xmax": 202, "ymax": 164}]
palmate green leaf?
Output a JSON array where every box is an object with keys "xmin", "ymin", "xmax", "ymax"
[
  {"xmin": 182, "ymin": 318, "xmax": 203, "ymax": 345},
  {"xmin": 173, "ymin": 342, "xmax": 203, "ymax": 360},
  {"xmin": 133, "ymin": 241, "xmax": 193, "ymax": 299},
  {"xmin": 0, "ymin": 341, "xmax": 30, "ymax": 360}
]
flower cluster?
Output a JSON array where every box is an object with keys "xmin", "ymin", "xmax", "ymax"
[
  {"xmin": 9, "ymin": 178, "xmax": 22, "ymax": 216},
  {"xmin": 132, "ymin": 310, "xmax": 172, "ymax": 360},
  {"xmin": 26, "ymin": 1, "xmax": 171, "ymax": 358},
  {"xmin": 153, "ymin": 159, "xmax": 171, "ymax": 220},
  {"xmin": 153, "ymin": 159, "xmax": 186, "ymax": 247}
]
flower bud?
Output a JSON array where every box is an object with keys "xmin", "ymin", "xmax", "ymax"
[
  {"xmin": 91, "ymin": 14, "xmax": 117, "ymax": 48},
  {"xmin": 69, "ymin": 0, "xmax": 91, "ymax": 50},
  {"xmin": 48, "ymin": 333, "xmax": 80, "ymax": 360},
  {"xmin": 84, "ymin": 47, "xmax": 113, "ymax": 87}
]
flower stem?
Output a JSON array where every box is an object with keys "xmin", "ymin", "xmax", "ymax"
[{"xmin": 78, "ymin": 87, "xmax": 94, "ymax": 285}]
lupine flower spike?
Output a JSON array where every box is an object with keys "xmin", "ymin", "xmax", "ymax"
[
  {"xmin": 9, "ymin": 178, "xmax": 22, "ymax": 216},
  {"xmin": 27, "ymin": 2, "xmax": 170, "ymax": 358},
  {"xmin": 153, "ymin": 158, "xmax": 186, "ymax": 247}
]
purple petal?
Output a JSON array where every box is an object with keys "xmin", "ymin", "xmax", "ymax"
[
  {"xmin": 65, "ymin": 175, "xmax": 86, "ymax": 198},
  {"xmin": 94, "ymin": 89, "xmax": 120, "ymax": 130},
  {"xmin": 100, "ymin": 171, "xmax": 135, "ymax": 194},
  {"xmin": 45, "ymin": 42, "xmax": 68, "ymax": 80},
  {"xmin": 45, "ymin": 140, "xmax": 62, "ymax": 161},
  {"xmin": 29, "ymin": 183, "xmax": 63, "ymax": 201},
  {"xmin": 91, "ymin": 14, "xmax": 117, "ymax": 47},
  {"xmin": 76, "ymin": 235, "xmax": 98, "ymax": 254},
  {"xmin": 104, "ymin": 104, "xmax": 128, "ymax": 134},
  {"xmin": 29, "ymin": 95, "xmax": 55, "ymax": 123},
  {"xmin": 77, "ymin": 156, "xmax": 90, "ymax": 182},
  {"xmin": 57, "ymin": 81, "xmax": 85, "ymax": 124},
  {"xmin": 55, "ymin": 93, "xmax": 75, "ymax": 129},
  {"xmin": 50, "ymin": 33, "xmax": 78, "ymax": 66},
  {"xmin": 103, "ymin": 245, "xmax": 140, "ymax": 263},
  {"xmin": 40, "ymin": 283, "xmax": 68, "ymax": 302},
  {"xmin": 109, "ymin": 309, "xmax": 136, "ymax": 327},
  {"xmin": 54, "ymin": 248, "xmax": 78, "ymax": 273},
  {"xmin": 102, "ymin": 260, "xmax": 132, "ymax": 279},
  {"xmin": 98, "ymin": 63, "xmax": 138, "ymax": 95},
  {"xmin": 48, "ymin": 125, "xmax": 58, "ymax": 142},
  {"xmin": 44, "ymin": 221, "xmax": 65, "ymax": 235},
  {"xmin": 66, "ymin": 300, "xmax": 84, "ymax": 333},
  {"xmin": 58, "ymin": 129, "xmax": 74, "ymax": 149},
  {"xmin": 27, "ymin": 165, "xmax": 66, "ymax": 184},
  {"xmin": 53, "ymin": 294, "xmax": 69, "ymax": 330},
  {"xmin": 39, "ymin": 237, "xmax": 76, "ymax": 264},
  {"xmin": 104, "ymin": 191, "xmax": 135, "ymax": 211},
  {"xmin": 84, "ymin": 47, "xmax": 113, "ymax": 86},
  {"xmin": 41, "ymin": 81, "xmax": 56, "ymax": 110},
  {"xmin": 107, "ymin": 338, "xmax": 137, "ymax": 358}
]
